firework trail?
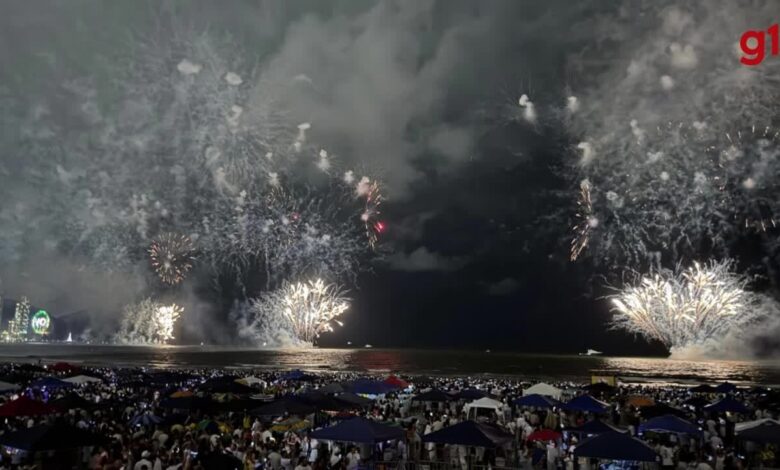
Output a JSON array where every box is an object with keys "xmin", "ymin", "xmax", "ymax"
[
  {"xmin": 235, "ymin": 278, "xmax": 350, "ymax": 346},
  {"xmin": 610, "ymin": 259, "xmax": 772, "ymax": 353},
  {"xmin": 716, "ymin": 125, "xmax": 780, "ymax": 233},
  {"xmin": 149, "ymin": 233, "xmax": 195, "ymax": 285},
  {"xmin": 115, "ymin": 299, "xmax": 183, "ymax": 345},
  {"xmin": 360, "ymin": 179, "xmax": 385, "ymax": 250},
  {"xmin": 570, "ymin": 179, "xmax": 595, "ymax": 261}
]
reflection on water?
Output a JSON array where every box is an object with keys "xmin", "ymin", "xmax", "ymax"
[{"xmin": 1, "ymin": 344, "xmax": 779, "ymax": 385}]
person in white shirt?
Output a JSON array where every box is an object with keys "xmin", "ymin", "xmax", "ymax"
[{"xmin": 346, "ymin": 448, "xmax": 360, "ymax": 470}]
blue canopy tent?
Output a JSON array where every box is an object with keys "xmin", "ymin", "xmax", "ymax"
[
  {"xmin": 714, "ymin": 382, "xmax": 737, "ymax": 393},
  {"xmin": 574, "ymin": 431, "xmax": 658, "ymax": 462},
  {"xmin": 28, "ymin": 377, "xmax": 74, "ymax": 390},
  {"xmin": 704, "ymin": 396, "xmax": 750, "ymax": 414},
  {"xmin": 310, "ymin": 417, "xmax": 404, "ymax": 444},
  {"xmin": 737, "ymin": 420, "xmax": 780, "ymax": 444},
  {"xmin": 563, "ymin": 395, "xmax": 609, "ymax": 414},
  {"xmin": 281, "ymin": 370, "xmax": 315, "ymax": 381},
  {"xmin": 566, "ymin": 419, "xmax": 626, "ymax": 435},
  {"xmin": 513, "ymin": 394, "xmax": 560, "ymax": 409},
  {"xmin": 412, "ymin": 389, "xmax": 452, "ymax": 402},
  {"xmin": 422, "ymin": 421, "xmax": 513, "ymax": 448},
  {"xmin": 250, "ymin": 397, "xmax": 316, "ymax": 417},
  {"xmin": 345, "ymin": 379, "xmax": 396, "ymax": 395},
  {"xmin": 639, "ymin": 415, "xmax": 702, "ymax": 436},
  {"xmin": 454, "ymin": 388, "xmax": 489, "ymax": 400},
  {"xmin": 129, "ymin": 413, "xmax": 163, "ymax": 427}
]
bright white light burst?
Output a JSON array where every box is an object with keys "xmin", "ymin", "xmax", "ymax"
[{"xmin": 610, "ymin": 259, "xmax": 769, "ymax": 352}]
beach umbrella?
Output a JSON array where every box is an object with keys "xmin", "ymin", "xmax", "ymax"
[
  {"xmin": 250, "ymin": 397, "xmax": 316, "ymax": 417},
  {"xmin": 51, "ymin": 393, "xmax": 94, "ymax": 411},
  {"xmin": 271, "ymin": 417, "xmax": 311, "ymax": 432},
  {"xmin": 0, "ymin": 422, "xmax": 105, "ymax": 451},
  {"xmin": 563, "ymin": 395, "xmax": 609, "ymax": 414},
  {"xmin": 345, "ymin": 379, "xmax": 395, "ymax": 395},
  {"xmin": 197, "ymin": 419, "xmax": 222, "ymax": 434},
  {"xmin": 384, "ymin": 375, "xmax": 409, "ymax": 389},
  {"xmin": 574, "ymin": 431, "xmax": 658, "ymax": 462},
  {"xmin": 639, "ymin": 403, "xmax": 688, "ymax": 419},
  {"xmin": 15, "ymin": 364, "xmax": 45, "ymax": 373},
  {"xmin": 318, "ymin": 383, "xmax": 345, "ymax": 394},
  {"xmin": 281, "ymin": 370, "xmax": 314, "ymax": 381},
  {"xmin": 170, "ymin": 390, "xmax": 194, "ymax": 398},
  {"xmin": 29, "ymin": 377, "xmax": 75, "ymax": 390},
  {"xmin": 129, "ymin": 413, "xmax": 163, "ymax": 427},
  {"xmin": 49, "ymin": 362, "xmax": 79, "ymax": 374},
  {"xmin": 689, "ymin": 384, "xmax": 715, "ymax": 393},
  {"xmin": 422, "ymin": 421, "xmax": 513, "ymax": 448},
  {"xmin": 639, "ymin": 415, "xmax": 702, "ymax": 436},
  {"xmin": 737, "ymin": 419, "xmax": 780, "ymax": 444},
  {"xmin": 199, "ymin": 379, "xmax": 253, "ymax": 394},
  {"xmin": 523, "ymin": 383, "xmax": 562, "ymax": 400},
  {"xmin": 237, "ymin": 376, "xmax": 266, "ymax": 387},
  {"xmin": 159, "ymin": 396, "xmax": 215, "ymax": 411},
  {"xmin": 714, "ymin": 382, "xmax": 737, "ymax": 393},
  {"xmin": 62, "ymin": 375, "xmax": 102, "ymax": 385},
  {"xmin": 513, "ymin": 394, "xmax": 560, "ymax": 409},
  {"xmin": 704, "ymin": 396, "xmax": 750, "ymax": 414},
  {"xmin": 0, "ymin": 396, "xmax": 58, "ymax": 417},
  {"xmin": 454, "ymin": 388, "xmax": 489, "ymax": 400},
  {"xmin": 683, "ymin": 397, "xmax": 710, "ymax": 409},
  {"xmin": 626, "ymin": 395, "xmax": 655, "ymax": 408},
  {"xmin": 566, "ymin": 419, "xmax": 626, "ymax": 435},
  {"xmin": 310, "ymin": 417, "xmax": 404, "ymax": 444},
  {"xmin": 0, "ymin": 381, "xmax": 20, "ymax": 393},
  {"xmin": 297, "ymin": 392, "xmax": 354, "ymax": 412},
  {"xmin": 413, "ymin": 389, "xmax": 452, "ymax": 402},
  {"xmin": 527, "ymin": 429, "xmax": 562, "ymax": 442}
]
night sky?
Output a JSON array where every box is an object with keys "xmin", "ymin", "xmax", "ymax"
[{"xmin": 0, "ymin": 1, "xmax": 777, "ymax": 356}]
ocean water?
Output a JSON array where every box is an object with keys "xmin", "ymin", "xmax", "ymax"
[{"xmin": 1, "ymin": 344, "xmax": 780, "ymax": 386}]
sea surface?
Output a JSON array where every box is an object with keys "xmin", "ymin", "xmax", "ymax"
[{"xmin": 1, "ymin": 344, "xmax": 780, "ymax": 386}]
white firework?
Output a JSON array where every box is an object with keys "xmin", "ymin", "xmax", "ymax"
[
  {"xmin": 610, "ymin": 259, "xmax": 772, "ymax": 352},
  {"xmin": 115, "ymin": 299, "xmax": 183, "ymax": 345},
  {"xmin": 236, "ymin": 278, "xmax": 350, "ymax": 346}
]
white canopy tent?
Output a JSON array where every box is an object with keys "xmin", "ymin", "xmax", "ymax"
[
  {"xmin": 736, "ymin": 418, "xmax": 780, "ymax": 433},
  {"xmin": 464, "ymin": 397, "xmax": 504, "ymax": 421},
  {"xmin": 0, "ymin": 381, "xmax": 19, "ymax": 392},
  {"xmin": 522, "ymin": 383, "xmax": 563, "ymax": 400},
  {"xmin": 62, "ymin": 375, "xmax": 102, "ymax": 385}
]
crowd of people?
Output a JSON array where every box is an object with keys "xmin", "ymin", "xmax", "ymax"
[{"xmin": 0, "ymin": 362, "xmax": 776, "ymax": 470}]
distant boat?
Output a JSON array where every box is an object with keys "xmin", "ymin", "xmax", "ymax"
[
  {"xmin": 579, "ymin": 349, "xmax": 602, "ymax": 356},
  {"xmin": 364, "ymin": 344, "xmax": 373, "ymax": 348}
]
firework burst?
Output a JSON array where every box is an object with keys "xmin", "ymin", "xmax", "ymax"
[
  {"xmin": 115, "ymin": 299, "xmax": 183, "ymax": 345},
  {"xmin": 149, "ymin": 233, "xmax": 195, "ymax": 285},
  {"xmin": 237, "ymin": 278, "xmax": 350, "ymax": 346},
  {"xmin": 610, "ymin": 259, "xmax": 770, "ymax": 352}
]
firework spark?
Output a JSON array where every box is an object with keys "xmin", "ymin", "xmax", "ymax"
[
  {"xmin": 610, "ymin": 259, "xmax": 769, "ymax": 352},
  {"xmin": 237, "ymin": 278, "xmax": 350, "ymax": 346},
  {"xmin": 149, "ymin": 233, "xmax": 195, "ymax": 285},
  {"xmin": 360, "ymin": 179, "xmax": 384, "ymax": 249},
  {"xmin": 570, "ymin": 179, "xmax": 595, "ymax": 261},
  {"xmin": 115, "ymin": 299, "xmax": 183, "ymax": 345}
]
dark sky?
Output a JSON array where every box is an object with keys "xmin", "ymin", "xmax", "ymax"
[{"xmin": 0, "ymin": 0, "xmax": 776, "ymax": 356}]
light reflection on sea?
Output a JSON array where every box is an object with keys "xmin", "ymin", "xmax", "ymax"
[{"xmin": 0, "ymin": 344, "xmax": 779, "ymax": 385}]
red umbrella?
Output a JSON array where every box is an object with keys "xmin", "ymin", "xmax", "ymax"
[
  {"xmin": 384, "ymin": 375, "xmax": 409, "ymax": 389},
  {"xmin": 49, "ymin": 362, "xmax": 79, "ymax": 374},
  {"xmin": 527, "ymin": 429, "xmax": 562, "ymax": 442},
  {"xmin": 0, "ymin": 396, "xmax": 58, "ymax": 417}
]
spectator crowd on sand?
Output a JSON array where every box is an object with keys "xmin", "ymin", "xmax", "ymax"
[{"xmin": 0, "ymin": 362, "xmax": 775, "ymax": 469}]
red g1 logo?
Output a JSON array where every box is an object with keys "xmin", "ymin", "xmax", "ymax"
[{"xmin": 740, "ymin": 24, "xmax": 778, "ymax": 66}]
